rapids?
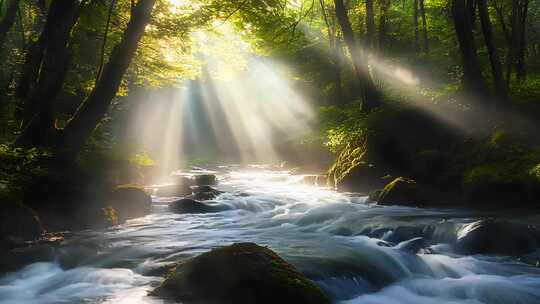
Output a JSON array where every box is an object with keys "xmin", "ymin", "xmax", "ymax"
[{"xmin": 1, "ymin": 165, "xmax": 540, "ymax": 304}]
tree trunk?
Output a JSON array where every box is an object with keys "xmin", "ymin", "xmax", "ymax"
[
  {"xmin": 365, "ymin": 0, "xmax": 375, "ymax": 50},
  {"xmin": 14, "ymin": 0, "xmax": 47, "ymax": 109},
  {"xmin": 319, "ymin": 0, "xmax": 343, "ymax": 105},
  {"xmin": 0, "ymin": 0, "xmax": 21, "ymax": 51},
  {"xmin": 451, "ymin": 0, "xmax": 489, "ymax": 97},
  {"xmin": 333, "ymin": 35, "xmax": 344, "ymax": 104},
  {"xmin": 95, "ymin": 0, "xmax": 117, "ymax": 86},
  {"xmin": 419, "ymin": 0, "xmax": 428, "ymax": 52},
  {"xmin": 14, "ymin": 0, "xmax": 81, "ymax": 146},
  {"xmin": 378, "ymin": 0, "xmax": 390, "ymax": 52},
  {"xmin": 515, "ymin": 0, "xmax": 528, "ymax": 82},
  {"xmin": 334, "ymin": 0, "xmax": 379, "ymax": 111},
  {"xmin": 413, "ymin": 0, "xmax": 419, "ymax": 52},
  {"xmin": 478, "ymin": 0, "xmax": 507, "ymax": 101},
  {"xmin": 60, "ymin": 0, "xmax": 157, "ymax": 158},
  {"xmin": 505, "ymin": 0, "xmax": 519, "ymax": 86}
]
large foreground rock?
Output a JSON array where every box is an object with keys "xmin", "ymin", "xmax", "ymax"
[
  {"xmin": 150, "ymin": 243, "xmax": 330, "ymax": 304},
  {"xmin": 455, "ymin": 219, "xmax": 540, "ymax": 256}
]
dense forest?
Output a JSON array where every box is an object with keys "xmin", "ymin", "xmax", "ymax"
[{"xmin": 1, "ymin": 0, "xmax": 540, "ymax": 303}]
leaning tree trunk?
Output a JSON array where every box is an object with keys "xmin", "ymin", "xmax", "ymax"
[
  {"xmin": 451, "ymin": 0, "xmax": 489, "ymax": 98},
  {"xmin": 334, "ymin": 0, "xmax": 379, "ymax": 112},
  {"xmin": 0, "ymin": 0, "xmax": 21, "ymax": 51},
  {"xmin": 60, "ymin": 0, "xmax": 157, "ymax": 159},
  {"xmin": 14, "ymin": 0, "xmax": 81, "ymax": 146},
  {"xmin": 478, "ymin": 0, "xmax": 507, "ymax": 102}
]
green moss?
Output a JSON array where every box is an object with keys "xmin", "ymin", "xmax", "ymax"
[
  {"xmin": 464, "ymin": 148, "xmax": 540, "ymax": 186},
  {"xmin": 327, "ymin": 142, "xmax": 368, "ymax": 187},
  {"xmin": 152, "ymin": 243, "xmax": 330, "ymax": 304},
  {"xmin": 530, "ymin": 164, "xmax": 540, "ymax": 182}
]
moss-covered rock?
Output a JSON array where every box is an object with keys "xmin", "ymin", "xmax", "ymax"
[
  {"xmin": 378, "ymin": 177, "xmax": 426, "ymax": 206},
  {"xmin": 150, "ymin": 243, "xmax": 330, "ymax": 304},
  {"xmin": 327, "ymin": 143, "xmax": 387, "ymax": 192},
  {"xmin": 106, "ymin": 186, "xmax": 152, "ymax": 222}
]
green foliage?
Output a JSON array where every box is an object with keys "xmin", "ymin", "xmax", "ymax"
[
  {"xmin": 319, "ymin": 102, "xmax": 404, "ymax": 152},
  {"xmin": 0, "ymin": 144, "xmax": 53, "ymax": 203},
  {"xmin": 531, "ymin": 164, "xmax": 540, "ymax": 182},
  {"xmin": 129, "ymin": 150, "xmax": 155, "ymax": 167}
]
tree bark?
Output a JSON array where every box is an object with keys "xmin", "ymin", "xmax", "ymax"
[
  {"xmin": 14, "ymin": 0, "xmax": 47, "ymax": 108},
  {"xmin": 478, "ymin": 0, "xmax": 507, "ymax": 101},
  {"xmin": 515, "ymin": 0, "xmax": 528, "ymax": 82},
  {"xmin": 413, "ymin": 0, "xmax": 419, "ymax": 52},
  {"xmin": 60, "ymin": 0, "xmax": 156, "ymax": 158},
  {"xmin": 319, "ymin": 0, "xmax": 343, "ymax": 105},
  {"xmin": 365, "ymin": 0, "xmax": 375, "ymax": 50},
  {"xmin": 14, "ymin": 0, "xmax": 81, "ymax": 146},
  {"xmin": 378, "ymin": 0, "xmax": 390, "ymax": 52},
  {"xmin": 334, "ymin": 0, "xmax": 379, "ymax": 111},
  {"xmin": 451, "ymin": 0, "xmax": 489, "ymax": 97},
  {"xmin": 0, "ymin": 0, "xmax": 21, "ymax": 51},
  {"xmin": 95, "ymin": 0, "xmax": 117, "ymax": 86},
  {"xmin": 419, "ymin": 0, "xmax": 428, "ymax": 52}
]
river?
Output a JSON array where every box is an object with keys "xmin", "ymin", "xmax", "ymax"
[{"xmin": 1, "ymin": 165, "xmax": 540, "ymax": 304}]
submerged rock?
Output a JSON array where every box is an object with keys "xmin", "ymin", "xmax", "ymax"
[
  {"xmin": 194, "ymin": 174, "xmax": 217, "ymax": 186},
  {"xmin": 455, "ymin": 219, "xmax": 540, "ymax": 256},
  {"xmin": 395, "ymin": 237, "xmax": 429, "ymax": 254},
  {"xmin": 169, "ymin": 198, "xmax": 230, "ymax": 214},
  {"xmin": 107, "ymin": 187, "xmax": 152, "ymax": 222},
  {"xmin": 150, "ymin": 243, "xmax": 330, "ymax": 304},
  {"xmin": 190, "ymin": 185, "xmax": 223, "ymax": 201},
  {"xmin": 377, "ymin": 177, "xmax": 425, "ymax": 206}
]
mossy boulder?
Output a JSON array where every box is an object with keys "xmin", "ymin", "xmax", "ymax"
[
  {"xmin": 106, "ymin": 186, "xmax": 152, "ymax": 222},
  {"xmin": 377, "ymin": 177, "xmax": 426, "ymax": 206},
  {"xmin": 169, "ymin": 198, "xmax": 230, "ymax": 214},
  {"xmin": 150, "ymin": 243, "xmax": 330, "ymax": 304},
  {"xmin": 327, "ymin": 144, "xmax": 387, "ymax": 193},
  {"xmin": 455, "ymin": 219, "xmax": 540, "ymax": 256}
]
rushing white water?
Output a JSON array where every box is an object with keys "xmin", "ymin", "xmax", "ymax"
[{"xmin": 1, "ymin": 166, "xmax": 540, "ymax": 304}]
